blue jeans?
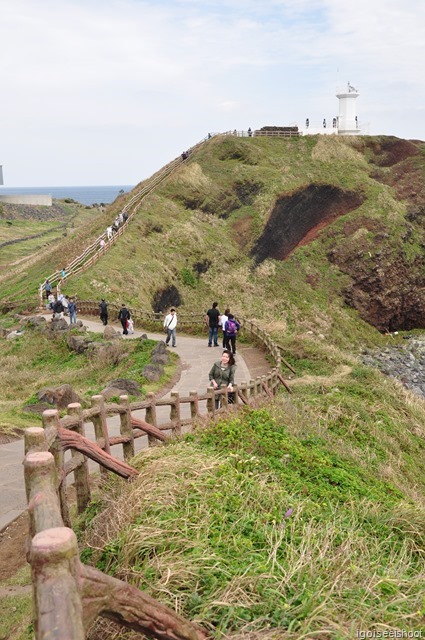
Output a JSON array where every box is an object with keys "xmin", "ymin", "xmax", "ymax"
[
  {"xmin": 208, "ymin": 326, "xmax": 218, "ymax": 346},
  {"xmin": 70, "ymin": 312, "xmax": 77, "ymax": 324},
  {"xmin": 166, "ymin": 328, "xmax": 176, "ymax": 346}
]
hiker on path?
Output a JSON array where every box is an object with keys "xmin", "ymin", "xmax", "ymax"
[
  {"xmin": 44, "ymin": 279, "xmax": 52, "ymax": 299},
  {"xmin": 68, "ymin": 298, "xmax": 77, "ymax": 324},
  {"xmin": 99, "ymin": 299, "xmax": 108, "ymax": 326},
  {"xmin": 118, "ymin": 304, "xmax": 131, "ymax": 335},
  {"xmin": 224, "ymin": 313, "xmax": 240, "ymax": 354},
  {"xmin": 163, "ymin": 308, "xmax": 177, "ymax": 347},
  {"xmin": 206, "ymin": 301, "xmax": 220, "ymax": 347},
  {"xmin": 209, "ymin": 349, "xmax": 236, "ymax": 408},
  {"xmin": 61, "ymin": 267, "xmax": 67, "ymax": 279},
  {"xmin": 220, "ymin": 307, "xmax": 230, "ymax": 349}
]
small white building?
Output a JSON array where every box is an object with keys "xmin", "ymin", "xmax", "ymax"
[
  {"xmin": 336, "ymin": 82, "xmax": 360, "ymax": 135},
  {"xmin": 301, "ymin": 82, "xmax": 365, "ymax": 136}
]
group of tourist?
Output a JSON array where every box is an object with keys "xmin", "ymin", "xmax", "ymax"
[
  {"xmin": 105, "ymin": 210, "xmax": 129, "ymax": 241},
  {"xmin": 44, "ymin": 285, "xmax": 78, "ymax": 325},
  {"xmin": 161, "ymin": 302, "xmax": 240, "ymax": 408},
  {"xmin": 43, "ymin": 285, "xmax": 239, "ymax": 408},
  {"xmin": 205, "ymin": 302, "xmax": 240, "ymax": 353}
]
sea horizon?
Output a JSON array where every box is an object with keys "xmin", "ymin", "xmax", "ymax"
[{"xmin": 0, "ymin": 184, "xmax": 135, "ymax": 206}]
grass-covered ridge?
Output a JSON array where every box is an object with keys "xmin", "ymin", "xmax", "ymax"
[{"xmin": 83, "ymin": 367, "xmax": 425, "ymax": 637}]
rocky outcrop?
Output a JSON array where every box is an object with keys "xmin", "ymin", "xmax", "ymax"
[
  {"xmin": 361, "ymin": 336, "xmax": 425, "ymax": 399},
  {"xmin": 37, "ymin": 384, "xmax": 82, "ymax": 409}
]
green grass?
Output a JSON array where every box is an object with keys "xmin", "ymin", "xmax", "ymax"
[{"xmin": 82, "ymin": 394, "xmax": 425, "ymax": 636}]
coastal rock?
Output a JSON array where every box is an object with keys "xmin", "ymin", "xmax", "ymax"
[{"xmin": 360, "ymin": 336, "xmax": 425, "ymax": 399}]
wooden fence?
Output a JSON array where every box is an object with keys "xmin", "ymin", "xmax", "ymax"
[
  {"xmin": 38, "ymin": 134, "xmax": 213, "ymax": 304},
  {"xmin": 22, "ymin": 310, "xmax": 292, "ymax": 638}
]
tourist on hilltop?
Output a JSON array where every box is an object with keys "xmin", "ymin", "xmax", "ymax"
[
  {"xmin": 220, "ymin": 307, "xmax": 230, "ymax": 349},
  {"xmin": 224, "ymin": 313, "xmax": 240, "ymax": 355},
  {"xmin": 61, "ymin": 267, "xmax": 67, "ymax": 279},
  {"xmin": 248, "ymin": 127, "xmax": 252, "ymax": 137},
  {"xmin": 99, "ymin": 299, "xmax": 108, "ymax": 326},
  {"xmin": 163, "ymin": 308, "xmax": 177, "ymax": 347},
  {"xmin": 68, "ymin": 298, "xmax": 77, "ymax": 324},
  {"xmin": 209, "ymin": 349, "xmax": 236, "ymax": 408},
  {"xmin": 99, "ymin": 238, "xmax": 106, "ymax": 250},
  {"xmin": 122, "ymin": 211, "xmax": 128, "ymax": 223},
  {"xmin": 44, "ymin": 279, "xmax": 52, "ymax": 299},
  {"xmin": 118, "ymin": 304, "xmax": 131, "ymax": 335},
  {"xmin": 106, "ymin": 226, "xmax": 113, "ymax": 240},
  {"xmin": 205, "ymin": 301, "xmax": 220, "ymax": 347}
]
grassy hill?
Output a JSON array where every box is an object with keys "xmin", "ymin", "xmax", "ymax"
[{"xmin": 1, "ymin": 133, "xmax": 425, "ymax": 637}]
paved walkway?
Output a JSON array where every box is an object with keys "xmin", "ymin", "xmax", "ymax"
[{"xmin": 0, "ymin": 315, "xmax": 270, "ymax": 531}]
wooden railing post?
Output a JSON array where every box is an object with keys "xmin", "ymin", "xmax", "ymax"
[
  {"xmin": 207, "ymin": 388, "xmax": 215, "ymax": 415},
  {"xmin": 145, "ymin": 392, "xmax": 158, "ymax": 446},
  {"xmin": 91, "ymin": 395, "xmax": 110, "ymax": 478},
  {"xmin": 67, "ymin": 402, "xmax": 91, "ymax": 514},
  {"xmin": 189, "ymin": 390, "xmax": 199, "ymax": 421},
  {"xmin": 42, "ymin": 409, "xmax": 71, "ymax": 527},
  {"xmin": 256, "ymin": 376, "xmax": 262, "ymax": 396},
  {"xmin": 31, "ymin": 527, "xmax": 85, "ymax": 640},
  {"xmin": 250, "ymin": 379, "xmax": 256, "ymax": 398},
  {"xmin": 25, "ymin": 427, "xmax": 47, "ymax": 454},
  {"xmin": 119, "ymin": 395, "xmax": 135, "ymax": 461},
  {"xmin": 170, "ymin": 392, "xmax": 181, "ymax": 436},
  {"xmin": 24, "ymin": 451, "xmax": 63, "ymax": 538},
  {"xmin": 232, "ymin": 383, "xmax": 239, "ymax": 407}
]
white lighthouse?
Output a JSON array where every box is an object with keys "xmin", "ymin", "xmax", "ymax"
[{"xmin": 336, "ymin": 82, "xmax": 360, "ymax": 135}]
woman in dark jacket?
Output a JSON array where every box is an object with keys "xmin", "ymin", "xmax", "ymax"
[{"xmin": 208, "ymin": 349, "xmax": 236, "ymax": 407}]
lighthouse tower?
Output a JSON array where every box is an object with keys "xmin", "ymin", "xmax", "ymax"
[{"xmin": 336, "ymin": 82, "xmax": 360, "ymax": 135}]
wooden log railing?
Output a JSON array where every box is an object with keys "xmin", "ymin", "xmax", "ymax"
[{"xmin": 24, "ymin": 449, "xmax": 209, "ymax": 640}]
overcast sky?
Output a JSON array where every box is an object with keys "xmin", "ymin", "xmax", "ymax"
[{"xmin": 1, "ymin": 0, "xmax": 424, "ymax": 187}]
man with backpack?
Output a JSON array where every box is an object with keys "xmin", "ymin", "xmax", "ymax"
[
  {"xmin": 205, "ymin": 301, "xmax": 220, "ymax": 347},
  {"xmin": 224, "ymin": 313, "xmax": 240, "ymax": 354},
  {"xmin": 52, "ymin": 297, "xmax": 64, "ymax": 319},
  {"xmin": 118, "ymin": 304, "xmax": 131, "ymax": 335}
]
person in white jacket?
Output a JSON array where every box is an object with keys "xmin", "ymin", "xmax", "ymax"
[{"xmin": 163, "ymin": 308, "xmax": 177, "ymax": 347}]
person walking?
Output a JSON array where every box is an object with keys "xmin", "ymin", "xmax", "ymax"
[
  {"xmin": 163, "ymin": 308, "xmax": 177, "ymax": 347},
  {"xmin": 68, "ymin": 298, "xmax": 77, "ymax": 324},
  {"xmin": 99, "ymin": 299, "xmax": 108, "ymax": 326},
  {"xmin": 205, "ymin": 301, "xmax": 220, "ymax": 347},
  {"xmin": 208, "ymin": 349, "xmax": 236, "ymax": 408},
  {"xmin": 44, "ymin": 279, "xmax": 52, "ymax": 300},
  {"xmin": 220, "ymin": 307, "xmax": 230, "ymax": 349},
  {"xmin": 118, "ymin": 304, "xmax": 131, "ymax": 335},
  {"xmin": 224, "ymin": 313, "xmax": 240, "ymax": 354}
]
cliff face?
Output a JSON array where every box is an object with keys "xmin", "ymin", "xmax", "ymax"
[{"xmin": 247, "ymin": 136, "xmax": 425, "ymax": 332}]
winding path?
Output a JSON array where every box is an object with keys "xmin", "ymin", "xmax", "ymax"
[{"xmin": 0, "ymin": 315, "xmax": 270, "ymax": 531}]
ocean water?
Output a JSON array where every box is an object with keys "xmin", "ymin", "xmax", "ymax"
[{"xmin": 0, "ymin": 185, "xmax": 135, "ymax": 206}]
